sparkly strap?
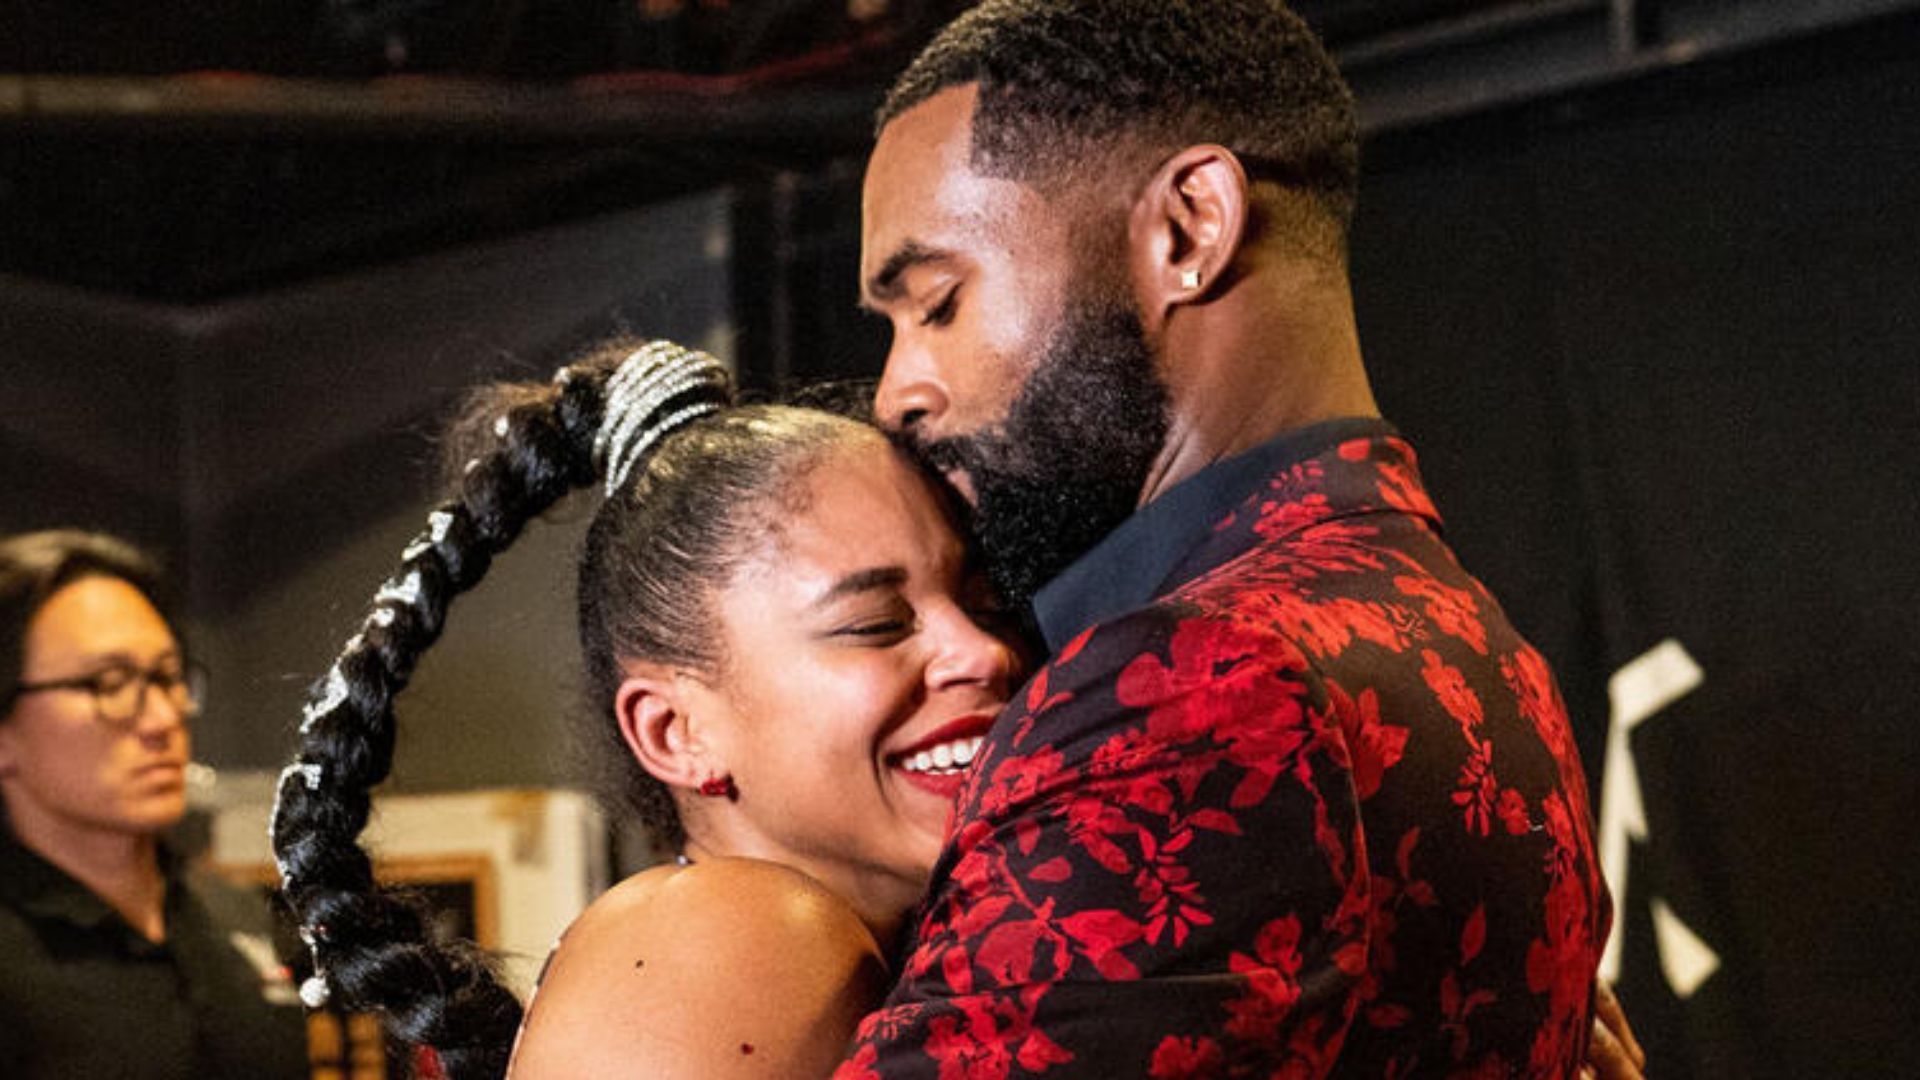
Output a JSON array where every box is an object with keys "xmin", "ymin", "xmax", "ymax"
[{"xmin": 594, "ymin": 341, "xmax": 731, "ymax": 496}]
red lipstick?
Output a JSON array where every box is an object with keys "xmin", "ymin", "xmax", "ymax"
[
  {"xmin": 890, "ymin": 711, "xmax": 1000, "ymax": 800},
  {"xmin": 893, "ymin": 711, "xmax": 997, "ymax": 759}
]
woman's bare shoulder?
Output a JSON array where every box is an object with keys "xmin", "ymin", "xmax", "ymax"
[
  {"xmin": 558, "ymin": 858, "xmax": 882, "ymax": 970},
  {"xmin": 509, "ymin": 859, "xmax": 887, "ymax": 1079}
]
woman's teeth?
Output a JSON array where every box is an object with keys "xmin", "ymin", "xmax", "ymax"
[{"xmin": 901, "ymin": 736, "xmax": 985, "ymax": 775}]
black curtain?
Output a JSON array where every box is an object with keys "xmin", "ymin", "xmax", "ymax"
[{"xmin": 1356, "ymin": 24, "xmax": 1920, "ymax": 1078}]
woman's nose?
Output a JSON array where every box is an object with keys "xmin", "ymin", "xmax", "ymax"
[{"xmin": 927, "ymin": 610, "xmax": 1021, "ymax": 694}]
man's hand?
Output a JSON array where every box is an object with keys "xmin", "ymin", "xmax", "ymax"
[{"xmin": 1583, "ymin": 979, "xmax": 1648, "ymax": 1079}]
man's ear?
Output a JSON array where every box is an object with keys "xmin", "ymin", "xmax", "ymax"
[
  {"xmin": 1130, "ymin": 144, "xmax": 1251, "ymax": 330},
  {"xmin": 613, "ymin": 665, "xmax": 716, "ymax": 791}
]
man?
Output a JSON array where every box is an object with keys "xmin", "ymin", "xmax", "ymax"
[
  {"xmin": 0, "ymin": 531, "xmax": 308, "ymax": 1079},
  {"xmin": 849, "ymin": 1, "xmax": 1634, "ymax": 1075}
]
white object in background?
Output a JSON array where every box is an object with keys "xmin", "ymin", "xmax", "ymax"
[
  {"xmin": 1598, "ymin": 638, "xmax": 1721, "ymax": 998},
  {"xmin": 209, "ymin": 776, "xmax": 608, "ymax": 997}
]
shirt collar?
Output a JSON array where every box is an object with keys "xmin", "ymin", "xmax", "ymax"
[
  {"xmin": 0, "ymin": 826, "xmax": 119, "ymax": 928},
  {"xmin": 1031, "ymin": 416, "xmax": 1402, "ymax": 650},
  {"xmin": 0, "ymin": 826, "xmax": 183, "ymax": 943}
]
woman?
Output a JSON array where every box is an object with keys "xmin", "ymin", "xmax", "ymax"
[
  {"xmin": 0, "ymin": 530, "xmax": 308, "ymax": 1079},
  {"xmin": 270, "ymin": 339, "xmax": 1020, "ymax": 1078}
]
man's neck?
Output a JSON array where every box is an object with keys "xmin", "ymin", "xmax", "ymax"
[
  {"xmin": 7, "ymin": 803, "xmax": 168, "ymax": 941},
  {"xmin": 1139, "ymin": 269, "xmax": 1378, "ymax": 508}
]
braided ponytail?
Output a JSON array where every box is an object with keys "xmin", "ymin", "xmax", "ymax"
[{"xmin": 269, "ymin": 340, "xmax": 732, "ymax": 1079}]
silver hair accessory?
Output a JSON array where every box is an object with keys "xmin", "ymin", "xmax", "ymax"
[
  {"xmin": 595, "ymin": 341, "xmax": 730, "ymax": 496},
  {"xmin": 271, "ymin": 762, "xmax": 333, "ymax": 1008},
  {"xmin": 400, "ymin": 510, "xmax": 456, "ymax": 563},
  {"xmin": 374, "ymin": 569, "xmax": 423, "ymax": 611},
  {"xmin": 297, "ymin": 925, "xmax": 332, "ymax": 1008},
  {"xmin": 299, "ymin": 972, "xmax": 331, "ymax": 1008},
  {"xmin": 267, "ymin": 761, "xmax": 326, "ymax": 886},
  {"xmin": 298, "ymin": 667, "xmax": 350, "ymax": 735}
]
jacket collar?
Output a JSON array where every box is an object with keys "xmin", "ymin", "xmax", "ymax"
[{"xmin": 1031, "ymin": 417, "xmax": 1438, "ymax": 649}]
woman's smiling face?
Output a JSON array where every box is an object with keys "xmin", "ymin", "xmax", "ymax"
[{"xmin": 685, "ymin": 431, "xmax": 1020, "ymax": 930}]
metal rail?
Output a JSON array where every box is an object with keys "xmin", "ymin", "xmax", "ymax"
[{"xmin": 0, "ymin": 0, "xmax": 1912, "ymax": 142}]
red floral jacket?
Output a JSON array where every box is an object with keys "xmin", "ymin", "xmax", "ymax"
[{"xmin": 838, "ymin": 426, "xmax": 1609, "ymax": 1078}]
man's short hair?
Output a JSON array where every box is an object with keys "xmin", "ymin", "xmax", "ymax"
[{"xmin": 880, "ymin": 0, "xmax": 1359, "ymax": 242}]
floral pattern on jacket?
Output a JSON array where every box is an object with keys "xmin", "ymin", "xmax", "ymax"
[{"xmin": 839, "ymin": 433, "xmax": 1609, "ymax": 1078}]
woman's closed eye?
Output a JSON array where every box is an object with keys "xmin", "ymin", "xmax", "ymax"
[{"xmin": 829, "ymin": 607, "xmax": 917, "ymax": 643}]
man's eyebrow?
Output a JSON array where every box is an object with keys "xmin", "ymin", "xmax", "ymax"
[
  {"xmin": 811, "ymin": 566, "xmax": 909, "ymax": 609},
  {"xmin": 862, "ymin": 240, "xmax": 948, "ymax": 308}
]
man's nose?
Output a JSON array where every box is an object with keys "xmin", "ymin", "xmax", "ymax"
[
  {"xmin": 873, "ymin": 341, "xmax": 951, "ymax": 435},
  {"xmin": 132, "ymin": 705, "xmax": 186, "ymax": 755},
  {"xmin": 133, "ymin": 681, "xmax": 190, "ymax": 735}
]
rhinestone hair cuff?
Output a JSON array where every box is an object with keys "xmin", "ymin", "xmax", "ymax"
[{"xmin": 595, "ymin": 341, "xmax": 730, "ymax": 496}]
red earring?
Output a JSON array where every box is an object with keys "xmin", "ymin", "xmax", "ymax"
[{"xmin": 698, "ymin": 774, "xmax": 738, "ymax": 802}]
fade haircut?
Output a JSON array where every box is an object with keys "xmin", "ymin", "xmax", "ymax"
[{"xmin": 880, "ymin": 0, "xmax": 1359, "ymax": 255}]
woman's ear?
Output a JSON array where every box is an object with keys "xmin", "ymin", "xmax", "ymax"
[
  {"xmin": 1130, "ymin": 144, "xmax": 1251, "ymax": 330},
  {"xmin": 613, "ymin": 665, "xmax": 715, "ymax": 791}
]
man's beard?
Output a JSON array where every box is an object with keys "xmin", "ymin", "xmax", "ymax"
[{"xmin": 908, "ymin": 289, "xmax": 1170, "ymax": 615}]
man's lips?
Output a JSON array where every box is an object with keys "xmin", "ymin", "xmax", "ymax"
[
  {"xmin": 941, "ymin": 467, "xmax": 979, "ymax": 506},
  {"xmin": 901, "ymin": 430, "xmax": 981, "ymax": 508}
]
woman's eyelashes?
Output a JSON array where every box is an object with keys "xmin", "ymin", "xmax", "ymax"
[{"xmin": 828, "ymin": 605, "xmax": 917, "ymax": 643}]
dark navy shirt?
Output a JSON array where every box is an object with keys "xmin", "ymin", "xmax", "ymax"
[
  {"xmin": 1032, "ymin": 416, "xmax": 1402, "ymax": 649},
  {"xmin": 0, "ymin": 830, "xmax": 309, "ymax": 1079}
]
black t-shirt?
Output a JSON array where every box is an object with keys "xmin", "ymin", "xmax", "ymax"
[{"xmin": 0, "ymin": 832, "xmax": 310, "ymax": 1079}]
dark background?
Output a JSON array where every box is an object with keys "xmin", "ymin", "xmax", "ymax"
[{"xmin": 3, "ymin": 2, "xmax": 1916, "ymax": 1075}]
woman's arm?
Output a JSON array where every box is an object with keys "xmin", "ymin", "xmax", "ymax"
[{"xmin": 509, "ymin": 858, "xmax": 890, "ymax": 1079}]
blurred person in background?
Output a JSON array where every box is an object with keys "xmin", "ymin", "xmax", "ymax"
[{"xmin": 0, "ymin": 530, "xmax": 308, "ymax": 1079}]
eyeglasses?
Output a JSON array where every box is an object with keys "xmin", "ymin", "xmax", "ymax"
[{"xmin": 9, "ymin": 660, "xmax": 207, "ymax": 725}]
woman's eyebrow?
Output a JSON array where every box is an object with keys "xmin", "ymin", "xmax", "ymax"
[{"xmin": 810, "ymin": 567, "xmax": 910, "ymax": 610}]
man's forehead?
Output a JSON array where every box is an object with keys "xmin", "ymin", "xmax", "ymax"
[
  {"xmin": 873, "ymin": 84, "xmax": 980, "ymax": 172},
  {"xmin": 29, "ymin": 577, "xmax": 174, "ymax": 659},
  {"xmin": 862, "ymin": 87, "xmax": 1058, "ymax": 292},
  {"xmin": 863, "ymin": 87, "xmax": 984, "ymax": 241}
]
